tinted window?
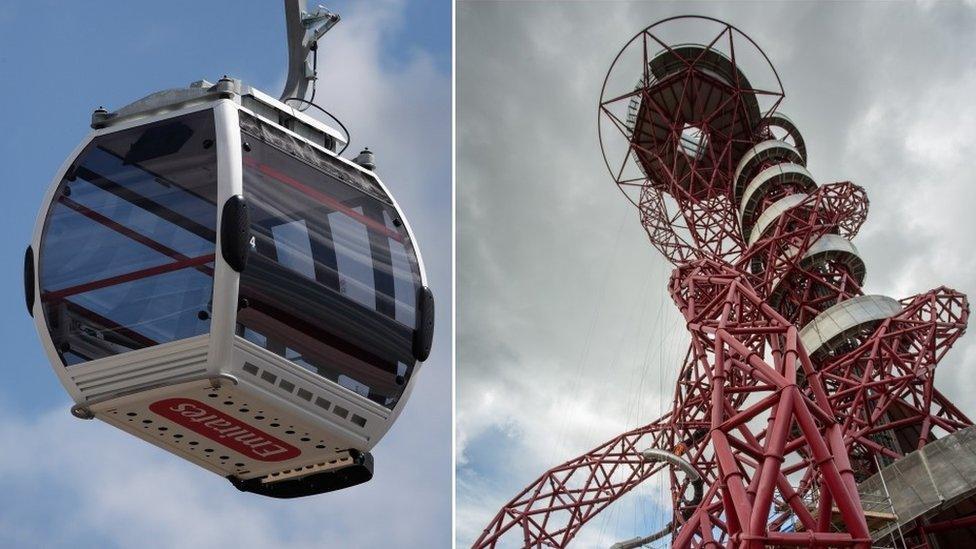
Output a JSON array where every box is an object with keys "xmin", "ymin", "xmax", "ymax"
[
  {"xmin": 237, "ymin": 132, "xmax": 421, "ymax": 409},
  {"xmin": 39, "ymin": 110, "xmax": 218, "ymax": 366}
]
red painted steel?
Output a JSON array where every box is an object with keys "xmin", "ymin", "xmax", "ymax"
[
  {"xmin": 57, "ymin": 196, "xmax": 216, "ymax": 277},
  {"xmin": 242, "ymin": 157, "xmax": 403, "ymax": 242},
  {"xmin": 42, "ymin": 253, "xmax": 216, "ymax": 301},
  {"xmin": 473, "ymin": 16, "xmax": 973, "ymax": 548}
]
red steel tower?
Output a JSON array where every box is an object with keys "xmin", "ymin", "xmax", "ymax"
[{"xmin": 474, "ymin": 16, "xmax": 976, "ymax": 549}]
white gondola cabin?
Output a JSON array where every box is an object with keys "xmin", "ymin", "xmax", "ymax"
[{"xmin": 25, "ymin": 79, "xmax": 434, "ymax": 498}]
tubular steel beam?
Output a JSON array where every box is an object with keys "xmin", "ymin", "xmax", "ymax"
[{"xmin": 475, "ymin": 15, "xmax": 973, "ymax": 549}]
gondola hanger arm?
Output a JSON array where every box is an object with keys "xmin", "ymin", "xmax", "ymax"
[{"xmin": 281, "ymin": 0, "xmax": 340, "ymax": 101}]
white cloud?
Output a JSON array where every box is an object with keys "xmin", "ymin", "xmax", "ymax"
[
  {"xmin": 844, "ymin": 64, "xmax": 976, "ymax": 401},
  {"xmin": 0, "ymin": 399, "xmax": 446, "ymax": 549}
]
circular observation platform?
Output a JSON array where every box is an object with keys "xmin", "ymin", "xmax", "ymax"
[
  {"xmin": 799, "ymin": 294, "xmax": 902, "ymax": 358},
  {"xmin": 599, "ymin": 16, "xmax": 785, "ymax": 204}
]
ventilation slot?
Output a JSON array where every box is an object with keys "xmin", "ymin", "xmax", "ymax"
[{"xmin": 241, "ymin": 363, "xmax": 367, "ymax": 430}]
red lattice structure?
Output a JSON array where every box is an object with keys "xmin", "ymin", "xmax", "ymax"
[{"xmin": 473, "ymin": 16, "xmax": 974, "ymax": 549}]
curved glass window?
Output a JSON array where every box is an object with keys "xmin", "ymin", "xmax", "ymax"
[
  {"xmin": 39, "ymin": 110, "xmax": 218, "ymax": 366},
  {"xmin": 237, "ymin": 124, "xmax": 421, "ymax": 409}
]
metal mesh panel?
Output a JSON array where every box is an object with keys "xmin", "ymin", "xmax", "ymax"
[{"xmin": 858, "ymin": 426, "xmax": 976, "ymax": 540}]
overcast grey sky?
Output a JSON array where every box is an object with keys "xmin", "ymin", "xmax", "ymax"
[{"xmin": 457, "ymin": 1, "xmax": 976, "ymax": 546}]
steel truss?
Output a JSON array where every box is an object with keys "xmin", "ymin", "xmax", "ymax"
[{"xmin": 474, "ymin": 16, "xmax": 973, "ymax": 549}]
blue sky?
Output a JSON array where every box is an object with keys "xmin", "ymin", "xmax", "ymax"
[{"xmin": 0, "ymin": 1, "xmax": 451, "ymax": 547}]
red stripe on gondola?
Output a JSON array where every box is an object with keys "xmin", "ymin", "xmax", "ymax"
[
  {"xmin": 243, "ymin": 157, "xmax": 404, "ymax": 242},
  {"xmin": 43, "ymin": 253, "xmax": 216, "ymax": 301},
  {"xmin": 58, "ymin": 196, "xmax": 215, "ymax": 277}
]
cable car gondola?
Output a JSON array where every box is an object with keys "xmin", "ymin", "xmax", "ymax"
[{"xmin": 24, "ymin": 1, "xmax": 434, "ymax": 498}]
